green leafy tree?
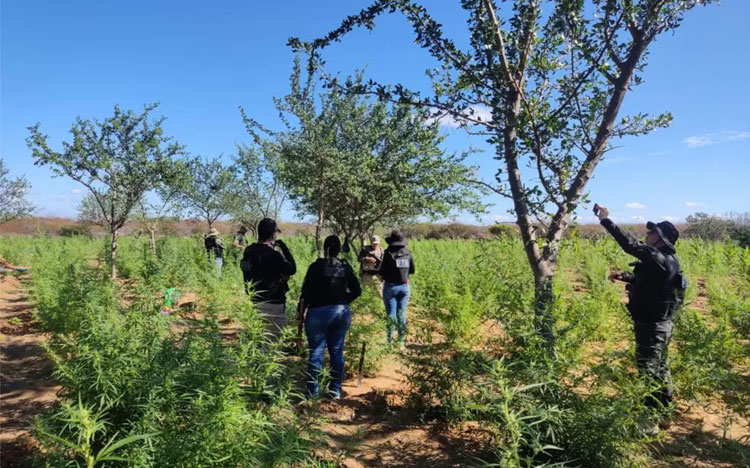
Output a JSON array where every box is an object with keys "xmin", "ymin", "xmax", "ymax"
[
  {"xmin": 244, "ymin": 58, "xmax": 483, "ymax": 251},
  {"xmin": 176, "ymin": 156, "xmax": 244, "ymax": 230},
  {"xmin": 232, "ymin": 142, "xmax": 287, "ymax": 236},
  {"xmin": 0, "ymin": 157, "xmax": 34, "ymax": 223},
  {"xmin": 27, "ymin": 104, "xmax": 184, "ymax": 279},
  {"xmin": 291, "ymin": 0, "xmax": 717, "ymax": 347},
  {"xmin": 133, "ymin": 176, "xmax": 187, "ymax": 255},
  {"xmin": 77, "ymin": 192, "xmax": 115, "ymax": 226}
]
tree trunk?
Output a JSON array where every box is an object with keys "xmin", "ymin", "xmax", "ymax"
[
  {"xmin": 532, "ymin": 261, "xmax": 557, "ymax": 352},
  {"xmin": 315, "ymin": 203, "xmax": 324, "ymax": 257},
  {"xmin": 109, "ymin": 227, "xmax": 119, "ymax": 280},
  {"xmin": 148, "ymin": 228, "xmax": 156, "ymax": 256}
]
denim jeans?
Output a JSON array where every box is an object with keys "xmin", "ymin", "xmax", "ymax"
[
  {"xmin": 215, "ymin": 256, "xmax": 223, "ymax": 276},
  {"xmin": 383, "ymin": 282, "xmax": 410, "ymax": 343},
  {"xmin": 305, "ymin": 304, "xmax": 351, "ymax": 398}
]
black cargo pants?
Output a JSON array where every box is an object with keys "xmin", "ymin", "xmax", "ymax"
[{"xmin": 633, "ymin": 319, "xmax": 674, "ymax": 410}]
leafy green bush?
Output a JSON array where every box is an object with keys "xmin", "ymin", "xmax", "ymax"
[
  {"xmin": 489, "ymin": 223, "xmax": 518, "ymax": 238},
  {"xmin": 58, "ymin": 224, "xmax": 93, "ymax": 237},
  {"xmin": 31, "ymin": 239, "xmax": 316, "ymax": 467}
]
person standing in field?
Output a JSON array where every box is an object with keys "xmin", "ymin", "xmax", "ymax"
[
  {"xmin": 297, "ymin": 235, "xmax": 361, "ymax": 398},
  {"xmin": 204, "ymin": 228, "xmax": 225, "ymax": 276},
  {"xmin": 378, "ymin": 230, "xmax": 415, "ymax": 348},
  {"xmin": 241, "ymin": 218, "xmax": 297, "ymax": 339},
  {"xmin": 358, "ymin": 235, "xmax": 384, "ymax": 290},
  {"xmin": 595, "ymin": 204, "xmax": 686, "ymax": 434},
  {"xmin": 231, "ymin": 226, "xmax": 249, "ymax": 262}
]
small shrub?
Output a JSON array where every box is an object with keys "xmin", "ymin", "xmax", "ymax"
[
  {"xmin": 489, "ymin": 223, "xmax": 517, "ymax": 238},
  {"xmin": 58, "ymin": 224, "xmax": 93, "ymax": 237}
]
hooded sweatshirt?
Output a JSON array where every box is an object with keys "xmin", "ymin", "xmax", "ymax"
[{"xmin": 241, "ymin": 242, "xmax": 296, "ymax": 304}]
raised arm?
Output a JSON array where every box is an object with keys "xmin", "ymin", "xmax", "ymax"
[{"xmin": 275, "ymin": 239, "xmax": 297, "ymax": 276}]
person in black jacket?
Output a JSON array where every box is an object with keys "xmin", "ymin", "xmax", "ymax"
[
  {"xmin": 204, "ymin": 228, "xmax": 225, "ymax": 276},
  {"xmin": 378, "ymin": 230, "xmax": 415, "ymax": 347},
  {"xmin": 297, "ymin": 235, "xmax": 361, "ymax": 398},
  {"xmin": 596, "ymin": 204, "xmax": 686, "ymax": 430},
  {"xmin": 241, "ymin": 218, "xmax": 296, "ymax": 339}
]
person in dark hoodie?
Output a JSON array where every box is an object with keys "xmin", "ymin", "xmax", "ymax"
[
  {"xmin": 595, "ymin": 204, "xmax": 686, "ymax": 434},
  {"xmin": 297, "ymin": 235, "xmax": 361, "ymax": 398},
  {"xmin": 241, "ymin": 218, "xmax": 296, "ymax": 339},
  {"xmin": 378, "ymin": 230, "xmax": 415, "ymax": 347}
]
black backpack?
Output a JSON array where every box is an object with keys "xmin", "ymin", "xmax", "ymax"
[
  {"xmin": 667, "ymin": 256, "xmax": 688, "ymax": 317},
  {"xmin": 322, "ymin": 258, "xmax": 351, "ymax": 299}
]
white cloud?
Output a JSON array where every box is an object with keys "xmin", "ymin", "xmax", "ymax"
[
  {"xmin": 685, "ymin": 201, "xmax": 704, "ymax": 208},
  {"xmin": 682, "ymin": 130, "xmax": 750, "ymax": 148},
  {"xmin": 72, "ymin": 188, "xmax": 82, "ymax": 194},
  {"xmin": 683, "ymin": 135, "xmax": 714, "ymax": 148},
  {"xmin": 433, "ymin": 105, "xmax": 493, "ymax": 128},
  {"xmin": 662, "ymin": 216, "xmax": 678, "ymax": 222},
  {"xmin": 728, "ymin": 131, "xmax": 750, "ymax": 141},
  {"xmin": 631, "ymin": 215, "xmax": 645, "ymax": 222},
  {"xmin": 625, "ymin": 202, "xmax": 646, "ymax": 209}
]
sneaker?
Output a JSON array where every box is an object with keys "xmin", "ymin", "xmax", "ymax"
[{"xmin": 398, "ymin": 341, "xmax": 406, "ymax": 351}]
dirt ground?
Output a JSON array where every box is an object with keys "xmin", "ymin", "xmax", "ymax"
[
  {"xmin": 310, "ymin": 358, "xmax": 492, "ymax": 468},
  {"xmin": 1, "ymin": 271, "xmax": 60, "ymax": 468}
]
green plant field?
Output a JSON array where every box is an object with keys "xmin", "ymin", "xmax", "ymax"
[{"xmin": 1, "ymin": 233, "xmax": 748, "ymax": 467}]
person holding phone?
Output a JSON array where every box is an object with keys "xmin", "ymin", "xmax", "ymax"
[
  {"xmin": 378, "ymin": 230, "xmax": 415, "ymax": 348},
  {"xmin": 241, "ymin": 218, "xmax": 297, "ymax": 339},
  {"xmin": 595, "ymin": 203, "xmax": 686, "ymax": 434}
]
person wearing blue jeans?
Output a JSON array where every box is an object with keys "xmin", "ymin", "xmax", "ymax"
[
  {"xmin": 204, "ymin": 228, "xmax": 225, "ymax": 276},
  {"xmin": 297, "ymin": 235, "xmax": 362, "ymax": 398},
  {"xmin": 383, "ymin": 282, "xmax": 410, "ymax": 343},
  {"xmin": 378, "ymin": 231, "xmax": 415, "ymax": 345}
]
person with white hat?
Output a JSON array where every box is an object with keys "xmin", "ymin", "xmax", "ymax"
[
  {"xmin": 357, "ymin": 235, "xmax": 384, "ymax": 290},
  {"xmin": 204, "ymin": 227, "xmax": 225, "ymax": 276}
]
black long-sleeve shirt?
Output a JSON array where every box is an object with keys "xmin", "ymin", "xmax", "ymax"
[
  {"xmin": 204, "ymin": 236, "xmax": 224, "ymax": 259},
  {"xmin": 242, "ymin": 241, "xmax": 296, "ymax": 304},
  {"xmin": 378, "ymin": 243, "xmax": 415, "ymax": 285},
  {"xmin": 601, "ymin": 218, "xmax": 684, "ymax": 322},
  {"xmin": 301, "ymin": 258, "xmax": 361, "ymax": 308}
]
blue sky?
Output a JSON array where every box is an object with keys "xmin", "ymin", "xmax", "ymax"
[{"xmin": 2, "ymin": 0, "xmax": 748, "ymax": 224}]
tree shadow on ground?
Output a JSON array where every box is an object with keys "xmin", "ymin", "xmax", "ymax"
[{"xmin": 650, "ymin": 412, "xmax": 750, "ymax": 467}]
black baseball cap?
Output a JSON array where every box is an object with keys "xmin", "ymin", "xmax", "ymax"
[
  {"xmin": 257, "ymin": 218, "xmax": 281, "ymax": 239},
  {"xmin": 646, "ymin": 220, "xmax": 679, "ymax": 252}
]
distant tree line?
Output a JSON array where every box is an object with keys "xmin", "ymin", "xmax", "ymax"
[{"xmin": 23, "ymin": 61, "xmax": 484, "ymax": 277}]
